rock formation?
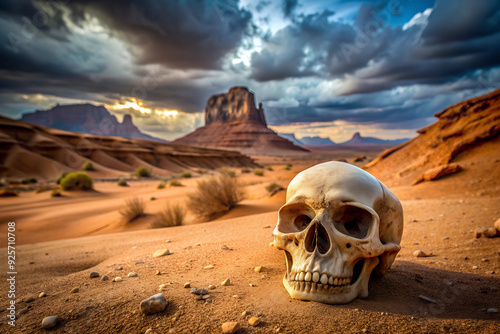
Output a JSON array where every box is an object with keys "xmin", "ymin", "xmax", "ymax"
[
  {"xmin": 364, "ymin": 88, "xmax": 500, "ymax": 186},
  {"xmin": 21, "ymin": 104, "xmax": 162, "ymax": 142},
  {"xmin": 173, "ymin": 87, "xmax": 307, "ymax": 154},
  {"xmin": 340, "ymin": 132, "xmax": 408, "ymax": 146}
]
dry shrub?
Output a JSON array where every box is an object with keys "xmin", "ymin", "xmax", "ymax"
[
  {"xmin": 187, "ymin": 174, "xmax": 245, "ymax": 219},
  {"xmin": 151, "ymin": 202, "xmax": 185, "ymax": 228},
  {"xmin": 120, "ymin": 197, "xmax": 146, "ymax": 223},
  {"xmin": 60, "ymin": 172, "xmax": 93, "ymax": 191},
  {"xmin": 0, "ymin": 190, "xmax": 17, "ymax": 197},
  {"xmin": 170, "ymin": 179, "xmax": 183, "ymax": 187},
  {"xmin": 253, "ymin": 169, "xmax": 264, "ymax": 176},
  {"xmin": 266, "ymin": 183, "xmax": 283, "ymax": 193}
]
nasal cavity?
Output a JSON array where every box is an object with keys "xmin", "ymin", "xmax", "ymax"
[{"xmin": 304, "ymin": 222, "xmax": 330, "ymax": 254}]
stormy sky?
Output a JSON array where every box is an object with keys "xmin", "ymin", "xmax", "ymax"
[{"xmin": 0, "ymin": 0, "xmax": 499, "ymax": 141}]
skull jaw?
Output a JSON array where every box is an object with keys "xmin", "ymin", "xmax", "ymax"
[{"xmin": 282, "ymin": 257, "xmax": 379, "ymax": 304}]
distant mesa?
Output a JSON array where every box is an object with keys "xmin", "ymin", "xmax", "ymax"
[
  {"xmin": 173, "ymin": 87, "xmax": 307, "ymax": 154},
  {"xmin": 340, "ymin": 132, "xmax": 409, "ymax": 146},
  {"xmin": 300, "ymin": 136, "xmax": 336, "ymax": 146},
  {"xmin": 21, "ymin": 103, "xmax": 163, "ymax": 142},
  {"xmin": 286, "ymin": 132, "xmax": 409, "ymax": 150}
]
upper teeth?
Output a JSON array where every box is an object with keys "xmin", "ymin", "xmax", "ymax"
[{"xmin": 289, "ymin": 271, "xmax": 352, "ymax": 286}]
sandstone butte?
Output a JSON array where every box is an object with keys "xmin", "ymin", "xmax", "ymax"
[{"xmin": 173, "ymin": 86, "xmax": 308, "ymax": 155}]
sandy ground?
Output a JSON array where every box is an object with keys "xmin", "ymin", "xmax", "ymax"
[{"xmin": 0, "ymin": 150, "xmax": 499, "ymax": 333}]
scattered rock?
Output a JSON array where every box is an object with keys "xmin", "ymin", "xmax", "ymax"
[
  {"xmin": 442, "ymin": 237, "xmax": 449, "ymax": 240},
  {"xmin": 221, "ymin": 322, "xmax": 240, "ymax": 334},
  {"xmin": 145, "ymin": 329, "xmax": 153, "ymax": 334},
  {"xmin": 19, "ymin": 308, "xmax": 29, "ymax": 315},
  {"xmin": 153, "ymin": 249, "xmax": 171, "ymax": 258},
  {"xmin": 166, "ymin": 240, "xmax": 172, "ymax": 243},
  {"xmin": 114, "ymin": 267, "xmax": 123, "ymax": 271},
  {"xmin": 89, "ymin": 271, "xmax": 99, "ymax": 278},
  {"xmin": 39, "ymin": 292, "xmax": 46, "ymax": 298},
  {"xmin": 194, "ymin": 295, "xmax": 204, "ymax": 301},
  {"xmin": 483, "ymin": 227, "xmax": 500, "ymax": 238},
  {"xmin": 114, "ymin": 277, "xmax": 123, "ymax": 282},
  {"xmin": 257, "ymin": 312, "xmax": 262, "ymax": 317},
  {"xmin": 190, "ymin": 287, "xmax": 198, "ymax": 294},
  {"xmin": 418, "ymin": 295, "xmax": 436, "ymax": 304},
  {"xmin": 473, "ymin": 266, "xmax": 479, "ymax": 270},
  {"xmin": 184, "ymin": 282, "xmax": 191, "ymax": 288},
  {"xmin": 412, "ymin": 163, "xmax": 462, "ymax": 185},
  {"xmin": 135, "ymin": 261, "xmax": 144, "ymax": 265},
  {"xmin": 491, "ymin": 287, "xmax": 498, "ymax": 291},
  {"xmin": 202, "ymin": 294, "xmax": 211, "ymax": 300},
  {"xmin": 208, "ymin": 285, "xmax": 216, "ymax": 290},
  {"xmin": 254, "ymin": 266, "xmax": 262, "ymax": 273},
  {"xmin": 248, "ymin": 316, "xmax": 261, "ymax": 327},
  {"xmin": 155, "ymin": 270, "xmax": 161, "ymax": 275},
  {"xmin": 221, "ymin": 245, "xmax": 231, "ymax": 250},
  {"xmin": 413, "ymin": 250, "xmax": 427, "ymax": 257},
  {"xmin": 41, "ymin": 316, "xmax": 58, "ymax": 329},
  {"xmin": 204, "ymin": 265, "xmax": 214, "ymax": 270},
  {"xmin": 128, "ymin": 272, "xmax": 138, "ymax": 277},
  {"xmin": 101, "ymin": 275, "xmax": 109, "ymax": 281},
  {"xmin": 241, "ymin": 310, "xmax": 250, "ymax": 318},
  {"xmin": 70, "ymin": 287, "xmax": 79, "ymax": 293},
  {"xmin": 24, "ymin": 296, "xmax": 35, "ymax": 303},
  {"xmin": 482, "ymin": 258, "xmax": 489, "ymax": 262},
  {"xmin": 487, "ymin": 308, "xmax": 499, "ymax": 313},
  {"xmin": 140, "ymin": 293, "xmax": 167, "ymax": 315},
  {"xmin": 195, "ymin": 288, "xmax": 208, "ymax": 295},
  {"xmin": 494, "ymin": 218, "xmax": 500, "ymax": 232},
  {"xmin": 221, "ymin": 278, "xmax": 231, "ymax": 286},
  {"xmin": 205, "ymin": 299, "xmax": 212, "ymax": 303}
]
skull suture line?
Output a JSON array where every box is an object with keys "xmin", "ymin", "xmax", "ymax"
[{"xmin": 273, "ymin": 162, "xmax": 403, "ymax": 304}]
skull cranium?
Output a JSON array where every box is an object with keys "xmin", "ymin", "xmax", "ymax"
[{"xmin": 273, "ymin": 161, "xmax": 403, "ymax": 304}]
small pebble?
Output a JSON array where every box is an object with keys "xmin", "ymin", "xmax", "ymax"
[
  {"xmin": 254, "ymin": 266, "xmax": 262, "ymax": 273},
  {"xmin": 155, "ymin": 270, "xmax": 161, "ymax": 275},
  {"xmin": 128, "ymin": 272, "xmax": 138, "ymax": 277},
  {"xmin": 221, "ymin": 245, "xmax": 230, "ymax": 250},
  {"xmin": 482, "ymin": 258, "xmax": 489, "ymax": 262},
  {"xmin": 248, "ymin": 316, "xmax": 261, "ymax": 327},
  {"xmin": 194, "ymin": 295, "xmax": 204, "ymax": 301},
  {"xmin": 153, "ymin": 249, "xmax": 171, "ymax": 258},
  {"xmin": 491, "ymin": 287, "xmax": 498, "ymax": 291},
  {"xmin": 140, "ymin": 293, "xmax": 167, "ymax": 315},
  {"xmin": 132, "ymin": 246, "xmax": 139, "ymax": 249},
  {"xmin": 24, "ymin": 296, "xmax": 35, "ymax": 303},
  {"xmin": 221, "ymin": 278, "xmax": 230, "ymax": 286},
  {"xmin": 101, "ymin": 275, "xmax": 109, "ymax": 281},
  {"xmin": 166, "ymin": 240, "xmax": 172, "ymax": 243},
  {"xmin": 184, "ymin": 282, "xmax": 191, "ymax": 288},
  {"xmin": 413, "ymin": 250, "xmax": 427, "ymax": 257},
  {"xmin": 39, "ymin": 292, "xmax": 46, "ymax": 298},
  {"xmin": 208, "ymin": 285, "xmax": 216, "ymax": 290},
  {"xmin": 145, "ymin": 329, "xmax": 153, "ymax": 334},
  {"xmin": 70, "ymin": 287, "xmax": 79, "ymax": 293},
  {"xmin": 222, "ymin": 322, "xmax": 240, "ymax": 334},
  {"xmin": 18, "ymin": 308, "xmax": 29, "ymax": 315},
  {"xmin": 205, "ymin": 299, "xmax": 212, "ymax": 303},
  {"xmin": 114, "ymin": 267, "xmax": 123, "ymax": 271},
  {"xmin": 472, "ymin": 266, "xmax": 479, "ymax": 270},
  {"xmin": 202, "ymin": 294, "xmax": 211, "ymax": 300},
  {"xmin": 41, "ymin": 316, "xmax": 58, "ymax": 329},
  {"xmin": 249, "ymin": 283, "xmax": 256, "ymax": 287},
  {"xmin": 197, "ymin": 289, "xmax": 209, "ymax": 295},
  {"xmin": 89, "ymin": 272, "xmax": 99, "ymax": 278},
  {"xmin": 204, "ymin": 265, "xmax": 214, "ymax": 270},
  {"xmin": 241, "ymin": 310, "xmax": 250, "ymax": 318},
  {"xmin": 168, "ymin": 329, "xmax": 176, "ymax": 334},
  {"xmin": 487, "ymin": 308, "xmax": 498, "ymax": 313},
  {"xmin": 418, "ymin": 295, "xmax": 436, "ymax": 304},
  {"xmin": 442, "ymin": 237, "xmax": 449, "ymax": 240},
  {"xmin": 190, "ymin": 287, "xmax": 199, "ymax": 294},
  {"xmin": 114, "ymin": 277, "xmax": 123, "ymax": 282},
  {"xmin": 135, "ymin": 261, "xmax": 144, "ymax": 265},
  {"xmin": 232, "ymin": 295, "xmax": 240, "ymax": 299}
]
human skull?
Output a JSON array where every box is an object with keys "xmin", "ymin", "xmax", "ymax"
[{"xmin": 273, "ymin": 161, "xmax": 403, "ymax": 304}]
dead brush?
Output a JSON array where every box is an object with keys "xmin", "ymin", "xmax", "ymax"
[
  {"xmin": 187, "ymin": 174, "xmax": 245, "ymax": 219},
  {"xmin": 119, "ymin": 197, "xmax": 146, "ymax": 223},
  {"xmin": 151, "ymin": 202, "xmax": 185, "ymax": 228}
]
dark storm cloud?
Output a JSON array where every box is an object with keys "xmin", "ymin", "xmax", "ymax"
[
  {"xmin": 283, "ymin": 0, "xmax": 298, "ymax": 17},
  {"xmin": 250, "ymin": 0, "xmax": 500, "ymax": 96}
]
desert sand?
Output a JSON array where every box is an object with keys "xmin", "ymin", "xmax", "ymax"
[{"xmin": 0, "ymin": 90, "xmax": 499, "ymax": 333}]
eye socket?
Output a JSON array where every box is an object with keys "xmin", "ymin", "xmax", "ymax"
[
  {"xmin": 277, "ymin": 203, "xmax": 315, "ymax": 233},
  {"xmin": 294, "ymin": 215, "xmax": 312, "ymax": 231},
  {"xmin": 333, "ymin": 205, "xmax": 372, "ymax": 239}
]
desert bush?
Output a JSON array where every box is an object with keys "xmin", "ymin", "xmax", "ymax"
[
  {"xmin": 135, "ymin": 166, "xmax": 151, "ymax": 178},
  {"xmin": 0, "ymin": 190, "xmax": 17, "ymax": 197},
  {"xmin": 60, "ymin": 172, "xmax": 93, "ymax": 191},
  {"xmin": 150, "ymin": 197, "xmax": 157, "ymax": 201},
  {"xmin": 151, "ymin": 202, "xmax": 185, "ymax": 228},
  {"xmin": 56, "ymin": 173, "xmax": 68, "ymax": 184},
  {"xmin": 170, "ymin": 179, "xmax": 183, "ymax": 187},
  {"xmin": 241, "ymin": 167, "xmax": 251, "ymax": 173},
  {"xmin": 21, "ymin": 177, "xmax": 37, "ymax": 184},
  {"xmin": 253, "ymin": 169, "xmax": 264, "ymax": 176},
  {"xmin": 117, "ymin": 178, "xmax": 128, "ymax": 187},
  {"xmin": 119, "ymin": 197, "xmax": 146, "ymax": 223},
  {"xmin": 187, "ymin": 174, "xmax": 245, "ymax": 219},
  {"xmin": 181, "ymin": 171, "xmax": 192, "ymax": 178},
  {"xmin": 82, "ymin": 162, "xmax": 95, "ymax": 171},
  {"xmin": 265, "ymin": 165, "xmax": 273, "ymax": 171},
  {"xmin": 157, "ymin": 182, "xmax": 166, "ymax": 189},
  {"xmin": 266, "ymin": 183, "xmax": 284, "ymax": 193},
  {"xmin": 51, "ymin": 189, "xmax": 62, "ymax": 197},
  {"xmin": 35, "ymin": 187, "xmax": 55, "ymax": 194},
  {"xmin": 197, "ymin": 169, "xmax": 206, "ymax": 174},
  {"xmin": 284, "ymin": 164, "xmax": 292, "ymax": 170},
  {"xmin": 219, "ymin": 168, "xmax": 236, "ymax": 177}
]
